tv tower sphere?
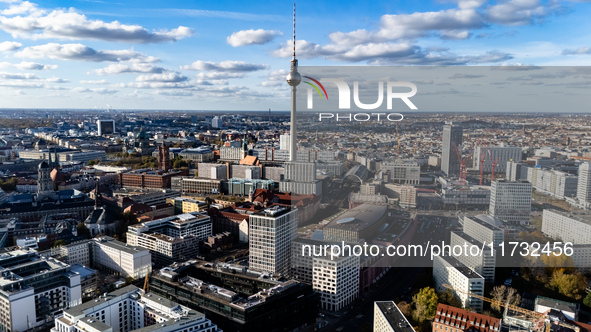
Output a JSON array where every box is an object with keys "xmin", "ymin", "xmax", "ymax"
[{"xmin": 286, "ymin": 59, "xmax": 301, "ymax": 86}]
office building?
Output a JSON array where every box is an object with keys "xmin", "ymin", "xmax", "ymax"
[
  {"xmin": 119, "ymin": 169, "xmax": 187, "ymax": 189},
  {"xmin": 0, "ymin": 250, "xmax": 82, "ymax": 332},
  {"xmin": 380, "ymin": 161, "xmax": 420, "ymax": 185},
  {"xmin": 433, "ymin": 304, "xmax": 501, "ymax": 332},
  {"xmin": 433, "ymin": 255, "xmax": 484, "ymax": 312},
  {"xmin": 313, "ymin": 251, "xmax": 360, "ymax": 311},
  {"xmin": 227, "ymin": 178, "xmax": 274, "ymax": 196},
  {"xmin": 280, "ymin": 134, "xmax": 290, "ymax": 150},
  {"xmin": 279, "ymin": 161, "xmax": 322, "ymax": 195},
  {"xmin": 93, "ymin": 236, "xmax": 152, "ymax": 279},
  {"xmin": 149, "ymin": 262, "xmax": 319, "ymax": 332},
  {"xmin": 374, "ymin": 301, "xmax": 415, "ymax": 332},
  {"xmin": 441, "ymin": 185, "xmax": 490, "ymax": 209},
  {"xmin": 212, "ymin": 116, "xmax": 222, "ymax": 128},
  {"xmin": 506, "ymin": 161, "xmax": 528, "ymax": 181},
  {"xmin": 97, "ymin": 119, "xmax": 115, "ymax": 136},
  {"xmin": 249, "ymin": 205, "xmax": 297, "ymax": 275},
  {"xmin": 171, "ymin": 177, "xmax": 222, "ymax": 195},
  {"xmin": 381, "ymin": 184, "xmax": 417, "ymax": 208},
  {"xmin": 473, "ymin": 146, "xmax": 521, "ymax": 174},
  {"xmin": 441, "ymin": 124, "xmax": 463, "ymax": 177},
  {"xmin": 462, "ymin": 215, "xmax": 505, "ymax": 249},
  {"xmin": 577, "ymin": 162, "xmax": 591, "ymax": 206},
  {"xmin": 489, "ymin": 180, "xmax": 532, "ymax": 225},
  {"xmin": 52, "ymin": 285, "xmax": 221, "ymax": 332},
  {"xmin": 542, "ymin": 209, "xmax": 591, "ymax": 244},
  {"xmin": 127, "ymin": 212, "xmax": 212, "ymax": 267},
  {"xmin": 450, "ymin": 231, "xmax": 496, "ymax": 282},
  {"xmin": 197, "ymin": 163, "xmax": 228, "ymax": 180}
]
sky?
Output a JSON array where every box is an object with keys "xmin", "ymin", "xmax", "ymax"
[{"xmin": 0, "ymin": 0, "xmax": 590, "ymax": 111}]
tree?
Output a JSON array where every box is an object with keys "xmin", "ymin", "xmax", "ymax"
[
  {"xmin": 438, "ymin": 289, "xmax": 462, "ymax": 308},
  {"xmin": 549, "ymin": 270, "xmax": 587, "ymax": 300},
  {"xmin": 542, "ymin": 254, "xmax": 575, "ymax": 274},
  {"xmin": 583, "ymin": 292, "xmax": 591, "ymax": 308},
  {"xmin": 490, "ymin": 286, "xmax": 506, "ymax": 312},
  {"xmin": 53, "ymin": 240, "xmax": 66, "ymax": 247},
  {"xmin": 77, "ymin": 222, "xmax": 91, "ymax": 239},
  {"xmin": 397, "ymin": 301, "xmax": 412, "ymax": 317},
  {"xmin": 86, "ymin": 159, "xmax": 99, "ymax": 166},
  {"xmin": 412, "ymin": 287, "xmax": 438, "ymax": 322}
]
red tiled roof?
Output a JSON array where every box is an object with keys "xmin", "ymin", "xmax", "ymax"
[{"xmin": 435, "ymin": 304, "xmax": 501, "ymax": 332}]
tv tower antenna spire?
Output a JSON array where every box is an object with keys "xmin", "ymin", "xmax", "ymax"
[{"xmin": 286, "ymin": 2, "xmax": 301, "ymax": 162}]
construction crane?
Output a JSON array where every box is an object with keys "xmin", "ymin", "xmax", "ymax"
[
  {"xmin": 143, "ymin": 271, "xmax": 150, "ymax": 293},
  {"xmin": 453, "ymin": 143, "xmax": 467, "ymax": 185},
  {"xmin": 487, "ymin": 149, "xmax": 500, "ymax": 182},
  {"xmin": 477, "ymin": 140, "xmax": 488, "ymax": 186},
  {"xmin": 441, "ymin": 284, "xmax": 580, "ymax": 332}
]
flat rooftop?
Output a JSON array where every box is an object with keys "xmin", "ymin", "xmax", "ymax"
[
  {"xmin": 375, "ymin": 301, "xmax": 415, "ymax": 332},
  {"xmin": 544, "ymin": 209, "xmax": 591, "ymax": 226},
  {"xmin": 439, "ymin": 255, "xmax": 484, "ymax": 280},
  {"xmin": 94, "ymin": 236, "xmax": 149, "ymax": 255}
]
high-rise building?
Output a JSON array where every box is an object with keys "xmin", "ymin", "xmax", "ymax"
[
  {"xmin": 506, "ymin": 161, "xmax": 528, "ymax": 181},
  {"xmin": 541, "ymin": 209, "xmax": 591, "ymax": 244},
  {"xmin": 462, "ymin": 215, "xmax": 505, "ymax": 250},
  {"xmin": 473, "ymin": 146, "xmax": 522, "ymax": 174},
  {"xmin": 433, "ymin": 255, "xmax": 484, "ymax": 312},
  {"xmin": 249, "ymin": 205, "xmax": 298, "ymax": 275},
  {"xmin": 280, "ymin": 134, "xmax": 290, "ymax": 150},
  {"xmin": 489, "ymin": 180, "xmax": 532, "ymax": 225},
  {"xmin": 211, "ymin": 116, "xmax": 222, "ymax": 128},
  {"xmin": 450, "ymin": 231, "xmax": 496, "ymax": 282},
  {"xmin": 374, "ymin": 301, "xmax": 415, "ymax": 332},
  {"xmin": 313, "ymin": 251, "xmax": 360, "ymax": 312},
  {"xmin": 279, "ymin": 161, "xmax": 322, "ymax": 195},
  {"xmin": 0, "ymin": 250, "xmax": 82, "ymax": 332},
  {"xmin": 441, "ymin": 124, "xmax": 463, "ymax": 177},
  {"xmin": 52, "ymin": 285, "xmax": 221, "ymax": 332},
  {"xmin": 577, "ymin": 162, "xmax": 591, "ymax": 206},
  {"xmin": 97, "ymin": 119, "xmax": 115, "ymax": 136}
]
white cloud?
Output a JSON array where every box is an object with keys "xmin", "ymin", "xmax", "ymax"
[
  {"xmin": 94, "ymin": 63, "xmax": 165, "ymax": 75},
  {"xmin": 44, "ymin": 77, "xmax": 69, "ymax": 83},
  {"xmin": 181, "ymin": 60, "xmax": 268, "ymax": 72},
  {"xmin": 0, "ymin": 71, "xmax": 38, "ymax": 79},
  {"xmin": 79, "ymin": 79, "xmax": 108, "ymax": 84},
  {"xmin": 261, "ymin": 69, "xmax": 287, "ymax": 87},
  {"xmin": 439, "ymin": 30, "xmax": 472, "ymax": 40},
  {"xmin": 73, "ymin": 87, "xmax": 117, "ymax": 94},
  {"xmin": 195, "ymin": 72, "xmax": 245, "ymax": 79},
  {"xmin": 0, "ymin": 61, "xmax": 57, "ymax": 70},
  {"xmin": 0, "ymin": 41, "xmax": 22, "ymax": 51},
  {"xmin": 562, "ymin": 47, "xmax": 591, "ymax": 55},
  {"xmin": 227, "ymin": 29, "xmax": 282, "ymax": 47},
  {"xmin": 136, "ymin": 72, "xmax": 188, "ymax": 83},
  {"xmin": 0, "ymin": 4, "xmax": 193, "ymax": 43},
  {"xmin": 16, "ymin": 43, "xmax": 159, "ymax": 62},
  {"xmin": 1, "ymin": 1, "xmax": 36, "ymax": 15},
  {"xmin": 485, "ymin": 0, "xmax": 548, "ymax": 26}
]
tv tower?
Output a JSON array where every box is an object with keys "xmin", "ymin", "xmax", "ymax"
[{"xmin": 286, "ymin": 3, "xmax": 301, "ymax": 162}]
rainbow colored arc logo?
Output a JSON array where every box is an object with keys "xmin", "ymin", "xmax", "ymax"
[{"xmin": 303, "ymin": 76, "xmax": 328, "ymax": 100}]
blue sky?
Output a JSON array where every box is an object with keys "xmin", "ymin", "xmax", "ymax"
[{"xmin": 0, "ymin": 0, "xmax": 590, "ymax": 110}]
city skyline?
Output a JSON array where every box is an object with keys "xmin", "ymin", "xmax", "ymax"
[{"xmin": 0, "ymin": 0, "xmax": 590, "ymax": 110}]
